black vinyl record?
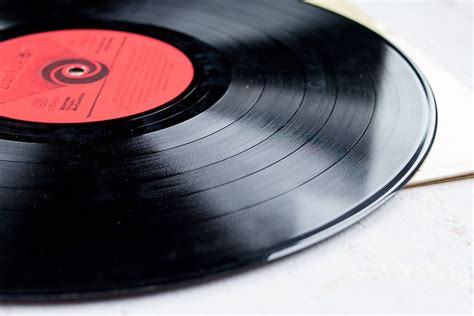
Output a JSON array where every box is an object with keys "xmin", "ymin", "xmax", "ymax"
[{"xmin": 0, "ymin": 0, "xmax": 436, "ymax": 300}]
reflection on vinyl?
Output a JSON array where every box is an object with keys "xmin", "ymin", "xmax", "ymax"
[{"xmin": 0, "ymin": 0, "xmax": 436, "ymax": 300}]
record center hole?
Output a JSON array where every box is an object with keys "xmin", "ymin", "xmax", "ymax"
[{"xmin": 67, "ymin": 66, "xmax": 86, "ymax": 76}]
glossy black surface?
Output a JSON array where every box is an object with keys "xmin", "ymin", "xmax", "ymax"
[{"xmin": 0, "ymin": 0, "xmax": 436, "ymax": 300}]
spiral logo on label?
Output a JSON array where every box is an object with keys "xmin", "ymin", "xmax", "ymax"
[{"xmin": 41, "ymin": 58, "xmax": 109, "ymax": 85}]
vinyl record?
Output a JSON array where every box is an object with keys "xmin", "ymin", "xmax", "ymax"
[{"xmin": 0, "ymin": 0, "xmax": 436, "ymax": 300}]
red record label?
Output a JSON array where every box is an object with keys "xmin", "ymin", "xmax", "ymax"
[{"xmin": 0, "ymin": 29, "xmax": 194, "ymax": 123}]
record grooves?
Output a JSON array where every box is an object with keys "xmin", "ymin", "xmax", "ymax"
[{"xmin": 0, "ymin": 0, "xmax": 436, "ymax": 300}]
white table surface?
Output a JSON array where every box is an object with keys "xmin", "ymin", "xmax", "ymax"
[{"xmin": 1, "ymin": 1, "xmax": 472, "ymax": 314}]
